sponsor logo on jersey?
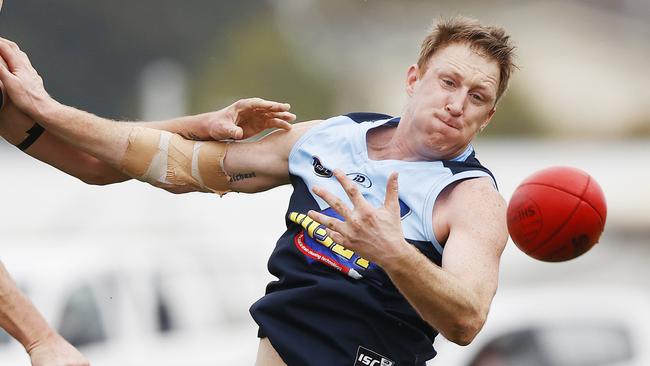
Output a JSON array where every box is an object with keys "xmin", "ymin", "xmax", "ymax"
[
  {"xmin": 346, "ymin": 172, "xmax": 372, "ymax": 188},
  {"xmin": 312, "ymin": 156, "xmax": 333, "ymax": 177},
  {"xmin": 288, "ymin": 200, "xmax": 411, "ymax": 280},
  {"xmin": 354, "ymin": 346, "xmax": 395, "ymax": 366},
  {"xmin": 289, "ymin": 208, "xmax": 369, "ymax": 279}
]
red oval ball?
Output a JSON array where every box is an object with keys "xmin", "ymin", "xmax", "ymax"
[{"xmin": 507, "ymin": 166, "xmax": 607, "ymax": 262}]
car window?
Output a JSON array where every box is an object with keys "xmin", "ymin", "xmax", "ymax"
[
  {"xmin": 468, "ymin": 324, "xmax": 633, "ymax": 366},
  {"xmin": 57, "ymin": 284, "xmax": 107, "ymax": 348}
]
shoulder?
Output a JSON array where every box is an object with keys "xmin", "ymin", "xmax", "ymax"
[
  {"xmin": 434, "ymin": 177, "xmax": 507, "ymax": 244},
  {"xmin": 443, "ymin": 177, "xmax": 506, "ymax": 221}
]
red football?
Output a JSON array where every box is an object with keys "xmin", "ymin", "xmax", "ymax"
[{"xmin": 507, "ymin": 166, "xmax": 607, "ymax": 262}]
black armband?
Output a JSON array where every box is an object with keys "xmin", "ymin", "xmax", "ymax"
[{"xmin": 16, "ymin": 123, "xmax": 45, "ymax": 151}]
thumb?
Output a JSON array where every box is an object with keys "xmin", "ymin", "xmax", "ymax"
[
  {"xmin": 229, "ymin": 125, "xmax": 244, "ymax": 140},
  {"xmin": 209, "ymin": 123, "xmax": 243, "ymax": 141},
  {"xmin": 384, "ymin": 172, "xmax": 400, "ymax": 211}
]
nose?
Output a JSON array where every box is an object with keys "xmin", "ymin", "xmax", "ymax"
[{"xmin": 444, "ymin": 94, "xmax": 464, "ymax": 117}]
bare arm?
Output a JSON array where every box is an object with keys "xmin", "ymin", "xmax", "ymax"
[
  {"xmin": 384, "ymin": 177, "xmax": 507, "ymax": 345},
  {"xmin": 10, "ymin": 101, "xmax": 311, "ymax": 194},
  {"xmin": 0, "ymin": 92, "xmax": 129, "ymax": 185},
  {"xmin": 0, "ymin": 39, "xmax": 294, "ymax": 187},
  {"xmin": 0, "ymin": 96, "xmax": 296, "ymax": 186},
  {"xmin": 0, "ymin": 262, "xmax": 89, "ymax": 366},
  {"xmin": 223, "ymin": 119, "xmax": 322, "ymax": 192},
  {"xmin": 308, "ymin": 173, "xmax": 507, "ymax": 346}
]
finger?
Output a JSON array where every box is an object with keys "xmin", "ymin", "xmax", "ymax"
[
  {"xmin": 0, "ymin": 59, "xmax": 18, "ymax": 86},
  {"xmin": 308, "ymin": 209, "xmax": 346, "ymax": 234},
  {"xmin": 0, "ymin": 38, "xmax": 20, "ymax": 52},
  {"xmin": 0, "ymin": 48, "xmax": 30, "ymax": 76},
  {"xmin": 256, "ymin": 102, "xmax": 291, "ymax": 112},
  {"xmin": 268, "ymin": 118, "xmax": 293, "ymax": 131},
  {"xmin": 210, "ymin": 123, "xmax": 243, "ymax": 141},
  {"xmin": 384, "ymin": 172, "xmax": 400, "ymax": 211},
  {"xmin": 332, "ymin": 169, "xmax": 366, "ymax": 208},
  {"xmin": 0, "ymin": 42, "xmax": 19, "ymax": 70},
  {"xmin": 325, "ymin": 228, "xmax": 348, "ymax": 246},
  {"xmin": 239, "ymin": 97, "xmax": 291, "ymax": 112},
  {"xmin": 228, "ymin": 125, "xmax": 244, "ymax": 140},
  {"xmin": 269, "ymin": 111, "xmax": 296, "ymax": 122},
  {"xmin": 311, "ymin": 185, "xmax": 353, "ymax": 220}
]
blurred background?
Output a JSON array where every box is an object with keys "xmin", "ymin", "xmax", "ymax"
[{"xmin": 1, "ymin": 0, "xmax": 649, "ymax": 365}]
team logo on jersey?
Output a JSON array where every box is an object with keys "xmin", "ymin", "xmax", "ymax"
[
  {"xmin": 346, "ymin": 172, "xmax": 372, "ymax": 188},
  {"xmin": 312, "ymin": 156, "xmax": 333, "ymax": 177},
  {"xmin": 354, "ymin": 346, "xmax": 395, "ymax": 366}
]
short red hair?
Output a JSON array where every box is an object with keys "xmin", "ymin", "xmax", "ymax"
[{"xmin": 418, "ymin": 16, "xmax": 517, "ymax": 102}]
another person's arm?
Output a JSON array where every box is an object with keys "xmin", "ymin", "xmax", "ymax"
[
  {"xmin": 0, "ymin": 262, "xmax": 89, "ymax": 366},
  {"xmin": 0, "ymin": 96, "xmax": 295, "ymax": 187},
  {"xmin": 0, "ymin": 40, "xmax": 294, "ymax": 188},
  {"xmin": 0, "ymin": 91, "xmax": 128, "ymax": 185},
  {"xmin": 0, "ymin": 37, "xmax": 311, "ymax": 194}
]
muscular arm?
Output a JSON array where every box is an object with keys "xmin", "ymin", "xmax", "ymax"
[
  {"xmin": 0, "ymin": 86, "xmax": 313, "ymax": 195},
  {"xmin": 0, "ymin": 39, "xmax": 294, "ymax": 188},
  {"xmin": 309, "ymin": 174, "xmax": 507, "ymax": 346},
  {"xmin": 0, "ymin": 93, "xmax": 129, "ymax": 185},
  {"xmin": 0, "ymin": 96, "xmax": 295, "ymax": 187},
  {"xmin": 224, "ymin": 120, "xmax": 321, "ymax": 192},
  {"xmin": 384, "ymin": 178, "xmax": 508, "ymax": 345},
  {"xmin": 26, "ymin": 102, "xmax": 313, "ymax": 194}
]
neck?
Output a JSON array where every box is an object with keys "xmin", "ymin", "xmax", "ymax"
[
  {"xmin": 366, "ymin": 116, "xmax": 470, "ymax": 161},
  {"xmin": 366, "ymin": 123, "xmax": 421, "ymax": 161}
]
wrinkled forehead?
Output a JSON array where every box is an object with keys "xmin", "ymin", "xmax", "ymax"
[{"xmin": 424, "ymin": 43, "xmax": 500, "ymax": 84}]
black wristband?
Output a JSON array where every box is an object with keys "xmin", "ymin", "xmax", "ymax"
[{"xmin": 16, "ymin": 123, "xmax": 45, "ymax": 151}]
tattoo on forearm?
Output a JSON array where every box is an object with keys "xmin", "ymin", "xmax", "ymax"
[
  {"xmin": 17, "ymin": 123, "xmax": 45, "ymax": 151},
  {"xmin": 229, "ymin": 172, "xmax": 256, "ymax": 182}
]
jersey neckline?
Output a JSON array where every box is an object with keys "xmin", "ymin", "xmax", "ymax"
[{"xmin": 355, "ymin": 117, "xmax": 474, "ymax": 164}]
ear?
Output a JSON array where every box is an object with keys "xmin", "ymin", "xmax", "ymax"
[
  {"xmin": 405, "ymin": 64, "xmax": 420, "ymax": 97},
  {"xmin": 480, "ymin": 107, "xmax": 496, "ymax": 131}
]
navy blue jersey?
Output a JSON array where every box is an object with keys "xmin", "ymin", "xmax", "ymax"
[{"xmin": 250, "ymin": 113, "xmax": 496, "ymax": 366}]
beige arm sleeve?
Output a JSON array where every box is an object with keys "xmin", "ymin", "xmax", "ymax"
[{"xmin": 121, "ymin": 127, "xmax": 231, "ymax": 195}]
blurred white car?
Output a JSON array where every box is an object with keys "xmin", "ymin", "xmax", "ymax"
[
  {"xmin": 0, "ymin": 241, "xmax": 265, "ymax": 366},
  {"xmin": 431, "ymin": 286, "xmax": 650, "ymax": 366}
]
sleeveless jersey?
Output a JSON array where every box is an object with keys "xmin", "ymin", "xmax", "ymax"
[{"xmin": 250, "ymin": 113, "xmax": 496, "ymax": 366}]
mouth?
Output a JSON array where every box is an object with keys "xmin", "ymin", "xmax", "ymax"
[{"xmin": 433, "ymin": 111, "xmax": 460, "ymax": 130}]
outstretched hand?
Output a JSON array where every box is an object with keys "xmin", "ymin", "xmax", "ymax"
[
  {"xmin": 27, "ymin": 331, "xmax": 89, "ymax": 366},
  {"xmin": 204, "ymin": 97, "xmax": 296, "ymax": 141},
  {"xmin": 0, "ymin": 37, "xmax": 54, "ymax": 121},
  {"xmin": 307, "ymin": 170, "xmax": 412, "ymax": 267}
]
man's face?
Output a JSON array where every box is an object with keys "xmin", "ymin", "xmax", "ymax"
[{"xmin": 404, "ymin": 42, "xmax": 499, "ymax": 159}]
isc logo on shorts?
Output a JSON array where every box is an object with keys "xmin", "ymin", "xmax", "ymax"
[{"xmin": 355, "ymin": 346, "xmax": 395, "ymax": 366}]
